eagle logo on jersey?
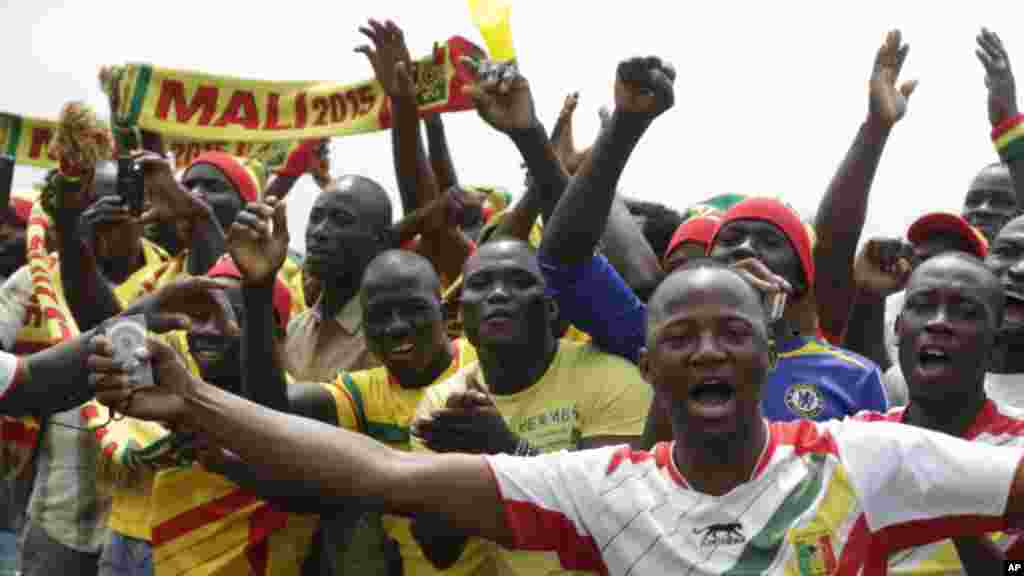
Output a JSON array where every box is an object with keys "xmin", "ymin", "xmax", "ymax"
[
  {"xmin": 693, "ymin": 522, "xmax": 746, "ymax": 548},
  {"xmin": 784, "ymin": 383, "xmax": 825, "ymax": 418}
]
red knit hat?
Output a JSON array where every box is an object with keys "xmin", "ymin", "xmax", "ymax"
[
  {"xmin": 187, "ymin": 152, "xmax": 264, "ymax": 203},
  {"xmin": 709, "ymin": 197, "xmax": 815, "ymax": 287},
  {"xmin": 907, "ymin": 212, "xmax": 988, "ymax": 259},
  {"xmin": 664, "ymin": 214, "xmax": 722, "ymax": 261},
  {"xmin": 207, "ymin": 255, "xmax": 292, "ymax": 328}
]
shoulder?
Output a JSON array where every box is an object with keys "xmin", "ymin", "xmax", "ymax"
[
  {"xmin": 782, "ymin": 339, "xmax": 881, "ymax": 381},
  {"xmin": 562, "ymin": 341, "xmax": 641, "ymax": 374}
]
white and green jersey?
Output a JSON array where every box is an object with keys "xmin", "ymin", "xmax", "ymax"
[{"xmin": 484, "ymin": 418, "xmax": 1023, "ymax": 575}]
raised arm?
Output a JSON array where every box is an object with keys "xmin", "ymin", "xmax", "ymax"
[
  {"xmin": 425, "ymin": 113, "xmax": 460, "ymax": 193},
  {"xmin": 90, "ymin": 337, "xmax": 513, "ymax": 546},
  {"xmin": 264, "ymin": 139, "xmax": 330, "ymax": 200},
  {"xmin": 55, "ymin": 172, "xmax": 123, "ymax": 330},
  {"xmin": 539, "ymin": 57, "xmax": 675, "ymax": 300},
  {"xmin": 814, "ymin": 30, "xmax": 916, "ymax": 340},
  {"xmin": 227, "ymin": 200, "xmax": 337, "ymax": 423},
  {"xmin": 978, "ymin": 28, "xmax": 1024, "ymax": 210}
]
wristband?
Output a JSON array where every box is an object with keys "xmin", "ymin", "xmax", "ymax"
[{"xmin": 992, "ymin": 113, "xmax": 1024, "ymax": 162}]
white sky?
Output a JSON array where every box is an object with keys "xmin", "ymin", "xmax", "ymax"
[{"xmin": 3, "ymin": 1, "xmax": 1021, "ymax": 253}]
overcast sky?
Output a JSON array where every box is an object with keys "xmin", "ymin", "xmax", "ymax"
[{"xmin": 3, "ymin": 1, "xmax": 1021, "ymax": 253}]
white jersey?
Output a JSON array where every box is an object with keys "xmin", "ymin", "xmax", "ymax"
[
  {"xmin": 484, "ymin": 418, "xmax": 1023, "ymax": 575},
  {"xmin": 854, "ymin": 401, "xmax": 1024, "ymax": 574}
]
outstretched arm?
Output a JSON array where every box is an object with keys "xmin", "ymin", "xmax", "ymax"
[
  {"xmin": 91, "ymin": 337, "xmax": 514, "ymax": 546},
  {"xmin": 814, "ymin": 30, "xmax": 915, "ymax": 340}
]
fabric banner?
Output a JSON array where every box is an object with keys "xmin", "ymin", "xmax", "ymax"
[
  {"xmin": 1, "ymin": 113, "xmax": 314, "ymax": 172},
  {"xmin": 107, "ymin": 36, "xmax": 485, "ymax": 143},
  {"xmin": 467, "ymin": 0, "xmax": 517, "ymax": 62}
]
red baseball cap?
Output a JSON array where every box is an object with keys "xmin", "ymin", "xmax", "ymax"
[
  {"xmin": 664, "ymin": 214, "xmax": 722, "ymax": 261},
  {"xmin": 907, "ymin": 212, "xmax": 988, "ymax": 258}
]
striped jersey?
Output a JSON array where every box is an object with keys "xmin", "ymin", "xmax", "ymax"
[
  {"xmin": 0, "ymin": 351, "xmax": 39, "ymax": 480},
  {"xmin": 484, "ymin": 418, "xmax": 1023, "ymax": 575},
  {"xmin": 766, "ymin": 336, "xmax": 887, "ymax": 422},
  {"xmin": 854, "ymin": 401, "xmax": 1024, "ymax": 573},
  {"xmin": 320, "ymin": 338, "xmax": 491, "ymax": 576}
]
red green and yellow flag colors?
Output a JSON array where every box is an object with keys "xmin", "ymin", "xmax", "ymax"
[{"xmin": 103, "ymin": 37, "xmax": 485, "ymax": 144}]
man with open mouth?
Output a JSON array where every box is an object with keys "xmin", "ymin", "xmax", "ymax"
[
  {"xmin": 856, "ymin": 251, "xmax": 1024, "ymax": 572},
  {"xmin": 410, "ymin": 239, "xmax": 651, "ymax": 576},
  {"xmin": 984, "ymin": 213, "xmax": 1024, "ymax": 409},
  {"xmin": 211, "ymin": 199, "xmax": 490, "ymax": 576},
  {"xmin": 89, "ymin": 258, "xmax": 1024, "ymax": 575}
]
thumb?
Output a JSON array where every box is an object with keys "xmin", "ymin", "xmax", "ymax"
[
  {"xmin": 143, "ymin": 335, "xmax": 178, "ymax": 365},
  {"xmin": 900, "ymin": 79, "xmax": 919, "ymax": 99},
  {"xmin": 148, "ymin": 314, "xmax": 192, "ymax": 334},
  {"xmin": 136, "ymin": 208, "xmax": 162, "ymax": 225},
  {"xmin": 395, "ymin": 61, "xmax": 411, "ymax": 86}
]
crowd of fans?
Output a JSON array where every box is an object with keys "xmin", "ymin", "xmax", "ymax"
[{"xmin": 1, "ymin": 18, "xmax": 1024, "ymax": 576}]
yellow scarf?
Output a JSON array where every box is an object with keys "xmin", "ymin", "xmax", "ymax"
[{"xmin": 104, "ymin": 37, "xmax": 484, "ymax": 144}]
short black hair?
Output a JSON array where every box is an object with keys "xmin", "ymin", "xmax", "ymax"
[
  {"xmin": 624, "ymin": 199, "xmax": 685, "ymax": 258},
  {"xmin": 647, "ymin": 257, "xmax": 768, "ymax": 332},
  {"xmin": 909, "ymin": 251, "xmax": 1005, "ymax": 328}
]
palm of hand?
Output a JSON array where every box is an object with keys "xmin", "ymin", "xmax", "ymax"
[
  {"xmin": 987, "ymin": 68, "xmax": 1017, "ymax": 125},
  {"xmin": 870, "ymin": 70, "xmax": 908, "ymax": 125},
  {"xmin": 229, "ymin": 231, "xmax": 284, "ymax": 285}
]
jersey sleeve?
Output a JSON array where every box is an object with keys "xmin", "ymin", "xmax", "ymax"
[
  {"xmin": 0, "ymin": 267, "xmax": 31, "ymax": 351},
  {"xmin": 834, "ymin": 419, "xmax": 1024, "ymax": 542},
  {"xmin": 484, "ymin": 449, "xmax": 608, "ymax": 573},
  {"xmin": 321, "ymin": 373, "xmax": 363, "ymax": 432},
  {"xmin": 577, "ymin": 348, "xmax": 653, "ymax": 439},
  {"xmin": 855, "ymin": 366, "xmax": 888, "ymax": 413}
]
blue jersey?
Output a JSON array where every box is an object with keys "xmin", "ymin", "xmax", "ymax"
[{"xmin": 763, "ymin": 336, "xmax": 887, "ymax": 422}]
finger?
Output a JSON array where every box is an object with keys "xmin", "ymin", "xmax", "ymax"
[
  {"xmin": 899, "ymin": 79, "xmax": 918, "ymax": 99},
  {"xmin": 979, "ymin": 33, "xmax": 1002, "ymax": 60},
  {"xmin": 144, "ymin": 335, "xmax": 179, "ymax": 366},
  {"xmin": 136, "ymin": 208, "xmax": 162, "ymax": 225},
  {"xmin": 650, "ymin": 68, "xmax": 675, "ymax": 110},
  {"xmin": 185, "ymin": 277, "xmax": 238, "ymax": 292},
  {"xmin": 894, "ymin": 44, "xmax": 910, "ymax": 77},
  {"xmin": 234, "ymin": 211, "xmax": 271, "ymax": 238},
  {"xmin": 661, "ymin": 62, "xmax": 677, "ymax": 83},
  {"xmin": 148, "ymin": 314, "xmax": 192, "ymax": 334},
  {"xmin": 96, "ymin": 389, "xmax": 134, "ymax": 408},
  {"xmin": 977, "ymin": 49, "xmax": 996, "ymax": 72},
  {"xmin": 87, "ymin": 353, "xmax": 124, "ymax": 374}
]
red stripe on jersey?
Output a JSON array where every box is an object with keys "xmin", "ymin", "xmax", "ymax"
[
  {"xmin": 874, "ymin": 515, "xmax": 1009, "ymax": 554},
  {"xmin": 488, "ymin": 451, "xmax": 606, "ymax": 574},
  {"xmin": 606, "ymin": 446, "xmax": 654, "ymax": 476},
  {"xmin": 966, "ymin": 400, "xmax": 1024, "ymax": 439},
  {"xmin": 774, "ymin": 420, "xmax": 839, "ymax": 456},
  {"xmin": 654, "ymin": 442, "xmax": 687, "ymax": 488},
  {"xmin": 502, "ymin": 500, "xmax": 607, "ymax": 575}
]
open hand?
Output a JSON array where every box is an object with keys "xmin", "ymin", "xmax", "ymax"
[
  {"xmin": 227, "ymin": 198, "xmax": 290, "ymax": 286},
  {"xmin": 462, "ymin": 58, "xmax": 540, "ymax": 136},
  {"xmin": 89, "ymin": 334, "xmax": 198, "ymax": 425},
  {"xmin": 134, "ymin": 151, "xmax": 209, "ymax": 225},
  {"xmin": 614, "ymin": 56, "xmax": 676, "ymax": 121},
  {"xmin": 869, "ymin": 30, "xmax": 917, "ymax": 129},
  {"xmin": 412, "ymin": 372, "xmax": 517, "ymax": 455},
  {"xmin": 356, "ymin": 19, "xmax": 414, "ymax": 99},
  {"xmin": 137, "ymin": 276, "xmax": 240, "ymax": 336},
  {"xmin": 977, "ymin": 27, "xmax": 1019, "ymax": 127},
  {"xmin": 853, "ymin": 238, "xmax": 912, "ymax": 298}
]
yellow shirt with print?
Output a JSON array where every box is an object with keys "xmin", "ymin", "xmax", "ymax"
[
  {"xmin": 319, "ymin": 338, "xmax": 494, "ymax": 576},
  {"xmin": 414, "ymin": 340, "xmax": 652, "ymax": 576}
]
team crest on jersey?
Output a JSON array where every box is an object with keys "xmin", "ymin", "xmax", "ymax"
[
  {"xmin": 784, "ymin": 383, "xmax": 825, "ymax": 418},
  {"xmin": 791, "ymin": 528, "xmax": 837, "ymax": 575},
  {"xmin": 693, "ymin": 522, "xmax": 746, "ymax": 548}
]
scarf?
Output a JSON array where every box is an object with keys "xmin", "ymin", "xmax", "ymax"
[{"xmin": 103, "ymin": 36, "xmax": 484, "ymax": 143}]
